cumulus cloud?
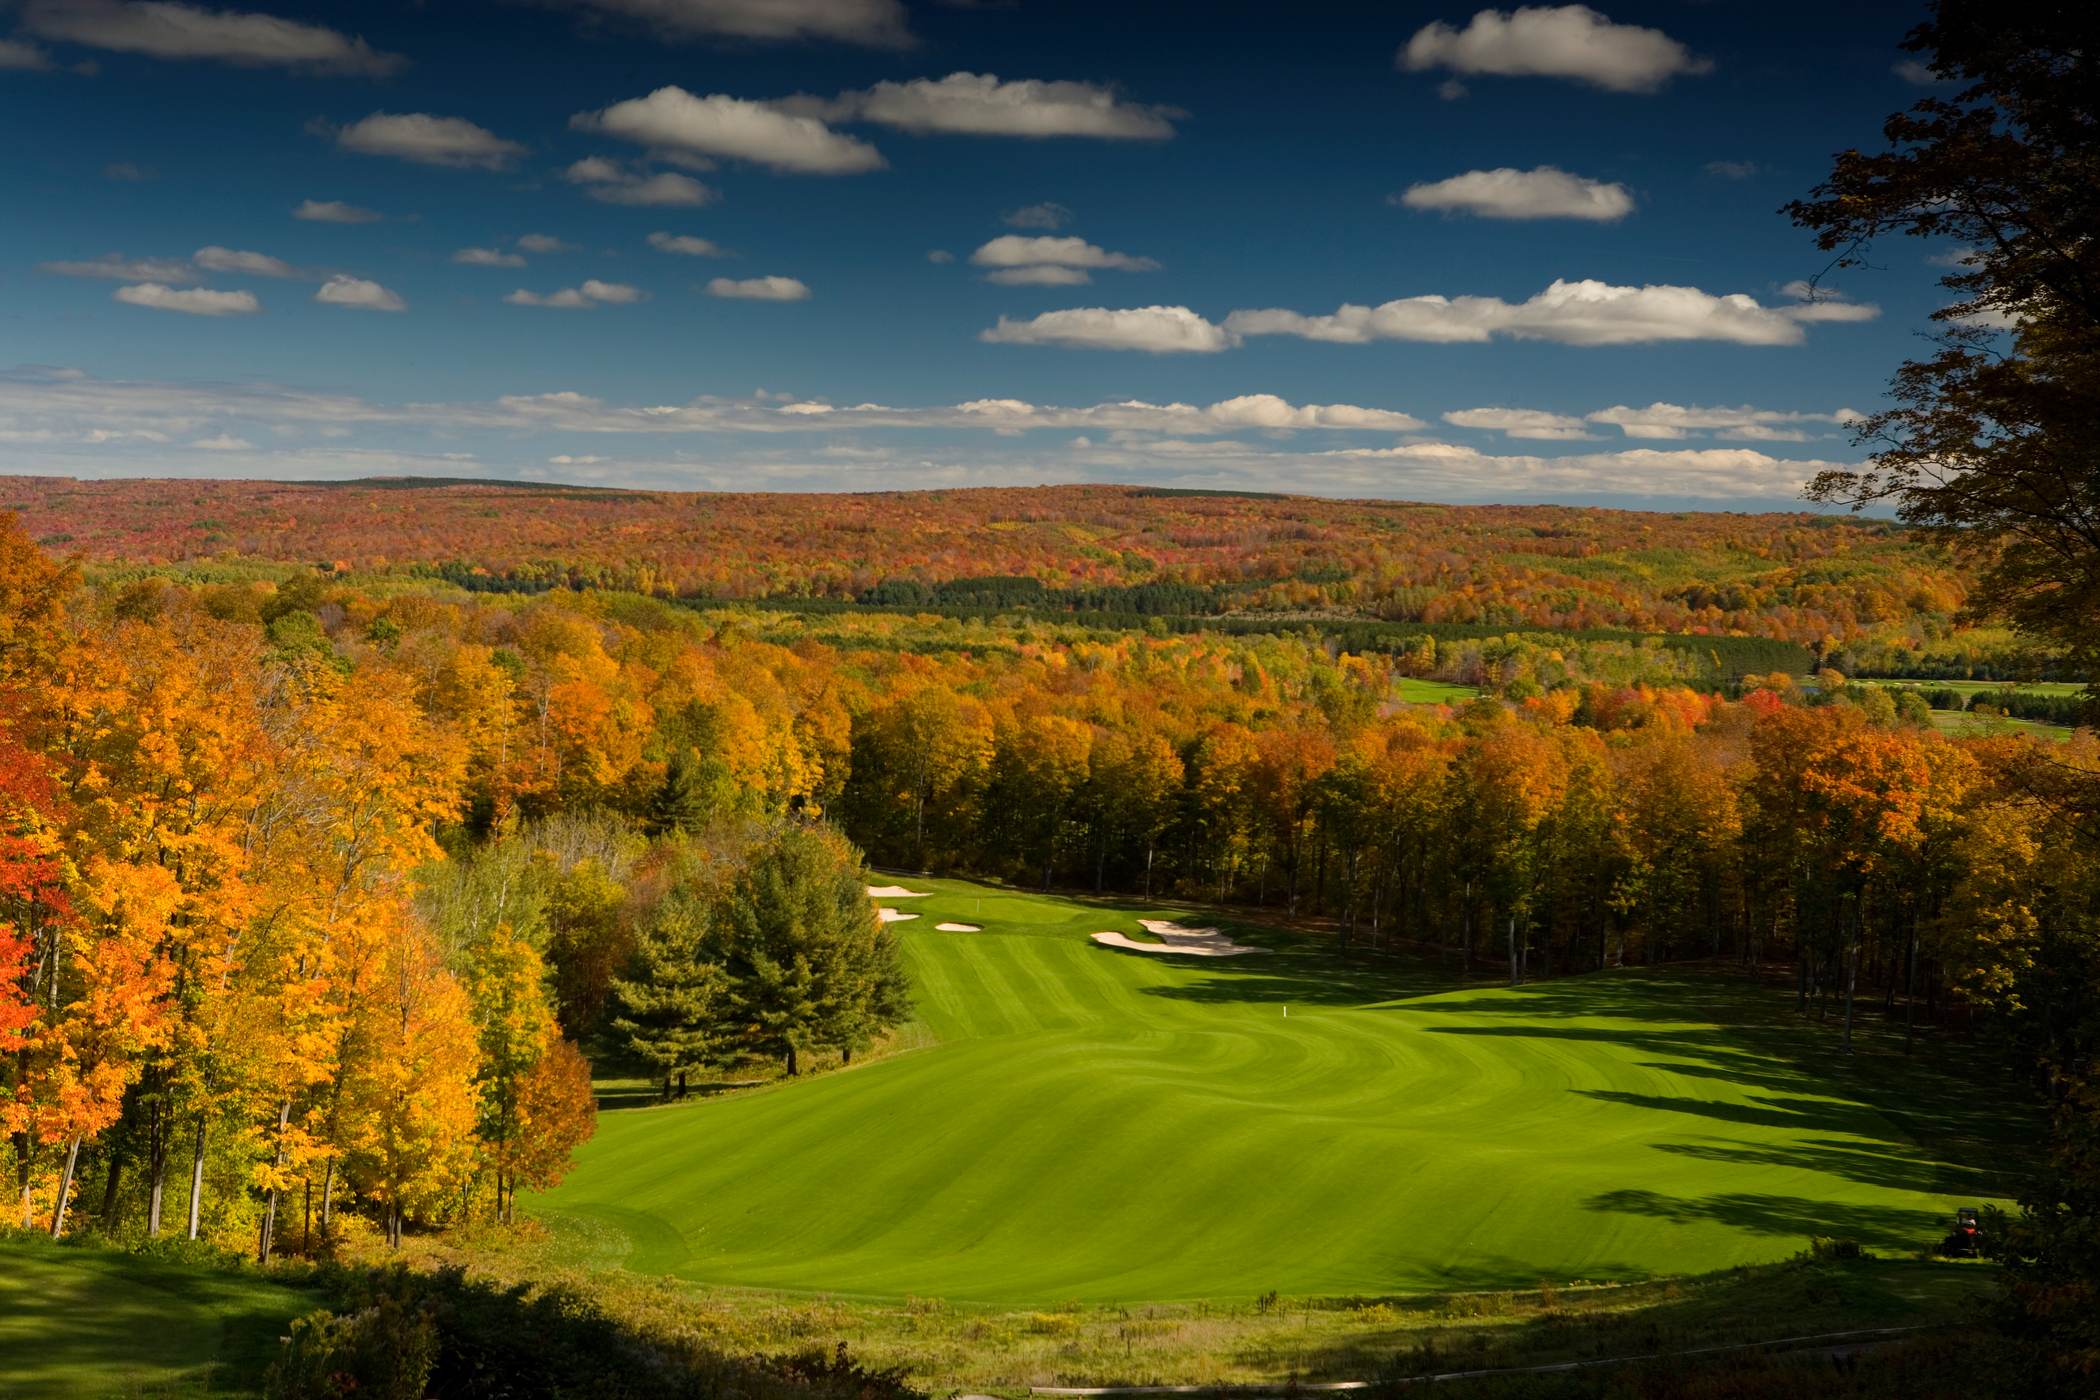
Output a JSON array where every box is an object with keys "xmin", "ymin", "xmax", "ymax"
[
  {"xmin": 20, "ymin": 0, "xmax": 404, "ymax": 75},
  {"xmin": 0, "ymin": 38, "xmax": 53, "ymax": 69},
  {"xmin": 191, "ymin": 433, "xmax": 253, "ymax": 450},
  {"xmin": 546, "ymin": 0, "xmax": 912, "ymax": 47},
  {"xmin": 194, "ymin": 246, "xmax": 300, "ymax": 278},
  {"xmin": 1319, "ymin": 442, "xmax": 1836, "ymax": 500},
  {"xmin": 334, "ymin": 112, "xmax": 527, "ymax": 170},
  {"xmin": 706, "ymin": 276, "xmax": 811, "ymax": 301},
  {"xmin": 113, "ymin": 282, "xmax": 260, "ymax": 316},
  {"xmin": 293, "ymin": 199, "xmax": 381, "ymax": 223},
  {"xmin": 454, "ymin": 247, "xmax": 527, "ymax": 267},
  {"xmin": 41, "ymin": 252, "xmax": 199, "ymax": 282},
  {"xmin": 1397, "ymin": 166, "xmax": 1633, "ymax": 221},
  {"xmin": 314, "ymin": 275, "xmax": 406, "ymax": 312},
  {"xmin": 788, "ymin": 73, "xmax": 1180, "ymax": 139},
  {"xmin": 574, "ymin": 87, "xmax": 884, "ymax": 175},
  {"xmin": 564, "ymin": 158, "xmax": 716, "ymax": 206},
  {"xmin": 516, "ymin": 234, "xmax": 576, "ymax": 254},
  {"xmin": 1004, "ymin": 202, "xmax": 1073, "ymax": 229},
  {"xmin": 926, "ymin": 249, "xmax": 955, "ymax": 264},
  {"xmin": 984, "ymin": 265, "xmax": 1093, "ymax": 286},
  {"xmin": 504, "ymin": 280, "xmax": 646, "ymax": 309},
  {"xmin": 970, "ymin": 235, "xmax": 1158, "ymax": 271},
  {"xmin": 1443, "ymin": 407, "xmax": 1596, "ymax": 440},
  {"xmin": 1585, "ymin": 402, "xmax": 1861, "ymax": 441},
  {"xmin": 1400, "ymin": 5, "xmax": 1710, "ymax": 93},
  {"xmin": 647, "ymin": 232, "xmax": 727, "ymax": 257},
  {"xmin": 1224, "ymin": 278, "xmax": 1879, "ymax": 348},
  {"xmin": 981, "ymin": 305, "xmax": 1237, "ymax": 354}
]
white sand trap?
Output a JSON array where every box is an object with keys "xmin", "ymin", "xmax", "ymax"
[
  {"xmin": 935, "ymin": 922, "xmax": 981, "ymax": 932},
  {"xmin": 1091, "ymin": 918, "xmax": 1265, "ymax": 958},
  {"xmin": 877, "ymin": 908, "xmax": 920, "ymax": 923},
  {"xmin": 867, "ymin": 885, "xmax": 932, "ymax": 898}
]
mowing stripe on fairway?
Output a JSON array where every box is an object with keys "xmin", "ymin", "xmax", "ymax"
[{"xmin": 533, "ymin": 877, "xmax": 2025, "ymax": 1304}]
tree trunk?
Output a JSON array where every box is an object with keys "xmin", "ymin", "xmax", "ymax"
[
  {"xmin": 146, "ymin": 1099, "xmax": 169, "ymax": 1238},
  {"xmin": 320, "ymin": 1159, "xmax": 335, "ymax": 1233},
  {"xmin": 303, "ymin": 1179, "xmax": 312, "ymax": 1255},
  {"xmin": 257, "ymin": 1100, "xmax": 290, "ymax": 1264},
  {"xmin": 99, "ymin": 1140, "xmax": 126, "ymax": 1232},
  {"xmin": 48, "ymin": 1136, "xmax": 81, "ymax": 1239},
  {"xmin": 1508, "ymin": 912, "xmax": 1520, "ymax": 987},
  {"xmin": 186, "ymin": 1118, "xmax": 206, "ymax": 1240},
  {"xmin": 785, "ymin": 1044, "xmax": 799, "ymax": 1077}
]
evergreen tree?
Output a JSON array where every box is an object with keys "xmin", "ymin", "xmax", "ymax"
[
  {"xmin": 609, "ymin": 885, "xmax": 724, "ymax": 1101},
  {"xmin": 648, "ymin": 752, "xmax": 713, "ymax": 837}
]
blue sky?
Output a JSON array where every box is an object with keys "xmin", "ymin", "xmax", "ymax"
[{"xmin": 0, "ymin": 0, "xmax": 1970, "ymax": 506}]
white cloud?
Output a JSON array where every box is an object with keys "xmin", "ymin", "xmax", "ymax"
[
  {"xmin": 1319, "ymin": 442, "xmax": 1837, "ymax": 500},
  {"xmin": 791, "ymin": 73, "xmax": 1180, "ymax": 139},
  {"xmin": 1400, "ymin": 5, "xmax": 1710, "ymax": 93},
  {"xmin": 985, "ymin": 265, "xmax": 1093, "ymax": 286},
  {"xmin": 191, "ymin": 433, "xmax": 252, "ymax": 450},
  {"xmin": 113, "ymin": 282, "xmax": 260, "ymax": 316},
  {"xmin": 1397, "ymin": 165, "xmax": 1632, "ymax": 221},
  {"xmin": 0, "ymin": 38, "xmax": 53, "ymax": 69},
  {"xmin": 1584, "ymin": 402, "xmax": 1860, "ymax": 441},
  {"xmin": 504, "ymin": 281, "xmax": 645, "ymax": 309},
  {"xmin": 970, "ymin": 235, "xmax": 1158, "ymax": 271},
  {"xmin": 981, "ymin": 305, "xmax": 1237, "ymax": 354},
  {"xmin": 20, "ymin": 0, "xmax": 404, "ymax": 75},
  {"xmin": 1224, "ymin": 278, "xmax": 1879, "ymax": 348},
  {"xmin": 194, "ymin": 245, "xmax": 300, "ymax": 278},
  {"xmin": 454, "ymin": 247, "xmax": 528, "ymax": 267},
  {"xmin": 1775, "ymin": 280, "xmax": 1882, "ymax": 324},
  {"xmin": 565, "ymin": 158, "xmax": 717, "ymax": 206},
  {"xmin": 334, "ymin": 112, "xmax": 527, "ymax": 170},
  {"xmin": 41, "ymin": 252, "xmax": 199, "ymax": 282},
  {"xmin": 1443, "ymin": 407, "xmax": 1596, "ymax": 440},
  {"xmin": 547, "ymin": 0, "xmax": 911, "ymax": 47},
  {"xmin": 574, "ymin": 87, "xmax": 884, "ymax": 175},
  {"xmin": 647, "ymin": 231, "xmax": 727, "ymax": 257},
  {"xmin": 294, "ymin": 199, "xmax": 381, "ymax": 223},
  {"xmin": 1704, "ymin": 159, "xmax": 1758, "ymax": 180},
  {"xmin": 1004, "ymin": 202, "xmax": 1072, "ymax": 229},
  {"xmin": 706, "ymin": 276, "xmax": 810, "ymax": 301},
  {"xmin": 516, "ymin": 233, "xmax": 576, "ymax": 254},
  {"xmin": 314, "ymin": 275, "xmax": 406, "ymax": 312},
  {"xmin": 926, "ymin": 249, "xmax": 955, "ymax": 264}
]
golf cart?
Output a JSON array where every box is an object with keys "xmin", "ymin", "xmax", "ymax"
[{"xmin": 1938, "ymin": 1206, "xmax": 1985, "ymax": 1258}]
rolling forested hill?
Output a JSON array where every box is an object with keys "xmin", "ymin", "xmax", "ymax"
[{"xmin": 13, "ymin": 477, "xmax": 1987, "ymax": 667}]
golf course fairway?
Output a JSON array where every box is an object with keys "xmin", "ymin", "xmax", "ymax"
[{"xmin": 534, "ymin": 878, "xmax": 2020, "ymax": 1304}]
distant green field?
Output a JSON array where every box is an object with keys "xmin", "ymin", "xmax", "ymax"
[
  {"xmin": 1926, "ymin": 710, "xmax": 2075, "ymax": 741},
  {"xmin": 0, "ymin": 1237, "xmax": 316, "ymax": 1397},
  {"xmin": 534, "ymin": 878, "xmax": 2027, "ymax": 1306},
  {"xmin": 1394, "ymin": 677, "xmax": 1481, "ymax": 703},
  {"xmin": 1861, "ymin": 678, "xmax": 2086, "ymax": 697}
]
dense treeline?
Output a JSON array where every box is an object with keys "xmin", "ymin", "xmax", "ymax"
[
  {"xmin": 12, "ymin": 478, "xmax": 1994, "ymax": 659},
  {"xmin": 5, "ymin": 505, "xmax": 2096, "ymax": 1286}
]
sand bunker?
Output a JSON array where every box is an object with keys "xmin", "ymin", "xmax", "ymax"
[
  {"xmin": 934, "ymin": 922, "xmax": 981, "ymax": 932},
  {"xmin": 1091, "ymin": 918, "xmax": 1265, "ymax": 958},
  {"xmin": 867, "ymin": 885, "xmax": 931, "ymax": 898},
  {"xmin": 877, "ymin": 908, "xmax": 920, "ymax": 923}
]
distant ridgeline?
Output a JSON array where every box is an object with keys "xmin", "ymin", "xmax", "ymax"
[{"xmin": 13, "ymin": 475, "xmax": 2055, "ymax": 678}]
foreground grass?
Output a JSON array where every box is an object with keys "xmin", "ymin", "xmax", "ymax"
[
  {"xmin": 536, "ymin": 877, "xmax": 2033, "ymax": 1304},
  {"xmin": 0, "ymin": 1234, "xmax": 319, "ymax": 1398},
  {"xmin": 380, "ymin": 1217, "xmax": 1995, "ymax": 1391}
]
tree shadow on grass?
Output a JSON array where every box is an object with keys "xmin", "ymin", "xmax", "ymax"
[
  {"xmin": 1582, "ymin": 1190, "xmax": 1944, "ymax": 1253},
  {"xmin": 1651, "ymin": 1138, "xmax": 2004, "ymax": 1200}
]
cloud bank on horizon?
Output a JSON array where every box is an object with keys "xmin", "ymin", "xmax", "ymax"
[{"xmin": 0, "ymin": 1, "xmax": 1972, "ymax": 508}]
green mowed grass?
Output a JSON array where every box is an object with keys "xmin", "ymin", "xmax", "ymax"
[
  {"xmin": 1859, "ymin": 678, "xmax": 2086, "ymax": 697},
  {"xmin": 0, "ymin": 1236, "xmax": 318, "ymax": 1397},
  {"xmin": 1394, "ymin": 678, "xmax": 1482, "ymax": 704},
  {"xmin": 534, "ymin": 878, "xmax": 2028, "ymax": 1306}
]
